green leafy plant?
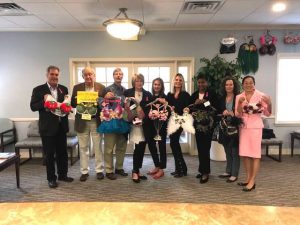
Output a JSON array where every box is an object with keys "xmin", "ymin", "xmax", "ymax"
[{"xmin": 194, "ymin": 55, "xmax": 242, "ymax": 96}]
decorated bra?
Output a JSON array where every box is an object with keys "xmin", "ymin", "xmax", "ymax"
[
  {"xmin": 97, "ymin": 97, "xmax": 129, "ymax": 134},
  {"xmin": 167, "ymin": 108, "xmax": 195, "ymax": 136},
  {"xmin": 242, "ymin": 102, "xmax": 263, "ymax": 114},
  {"xmin": 147, "ymin": 100, "xmax": 170, "ymax": 141},
  {"xmin": 189, "ymin": 103, "xmax": 217, "ymax": 133},
  {"xmin": 44, "ymin": 95, "xmax": 72, "ymax": 117}
]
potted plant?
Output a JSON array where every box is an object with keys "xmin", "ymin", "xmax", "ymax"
[{"xmin": 194, "ymin": 55, "xmax": 242, "ymax": 96}]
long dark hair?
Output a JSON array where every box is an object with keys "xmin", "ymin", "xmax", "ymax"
[
  {"xmin": 220, "ymin": 76, "xmax": 240, "ymax": 96},
  {"xmin": 152, "ymin": 77, "xmax": 165, "ymax": 96}
]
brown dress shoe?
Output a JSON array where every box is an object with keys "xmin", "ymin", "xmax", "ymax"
[
  {"xmin": 106, "ymin": 173, "xmax": 117, "ymax": 180},
  {"xmin": 115, "ymin": 169, "xmax": 128, "ymax": 176},
  {"xmin": 80, "ymin": 174, "xmax": 89, "ymax": 182},
  {"xmin": 97, "ymin": 172, "xmax": 104, "ymax": 180}
]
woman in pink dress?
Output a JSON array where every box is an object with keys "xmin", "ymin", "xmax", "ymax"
[{"xmin": 235, "ymin": 76, "xmax": 272, "ymax": 192}]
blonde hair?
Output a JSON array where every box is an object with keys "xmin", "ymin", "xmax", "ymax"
[
  {"xmin": 171, "ymin": 73, "xmax": 186, "ymax": 94},
  {"xmin": 131, "ymin": 73, "xmax": 144, "ymax": 88}
]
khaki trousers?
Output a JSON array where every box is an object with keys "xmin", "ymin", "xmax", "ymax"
[
  {"xmin": 77, "ymin": 120, "xmax": 104, "ymax": 174},
  {"xmin": 104, "ymin": 133, "xmax": 127, "ymax": 173}
]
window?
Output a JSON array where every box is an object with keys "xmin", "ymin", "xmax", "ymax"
[{"xmin": 276, "ymin": 53, "xmax": 300, "ymax": 124}]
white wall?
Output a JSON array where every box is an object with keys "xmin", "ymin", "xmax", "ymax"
[{"xmin": 1, "ymin": 30, "xmax": 300, "ymax": 150}]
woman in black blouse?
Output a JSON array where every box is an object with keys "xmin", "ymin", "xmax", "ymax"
[
  {"xmin": 189, "ymin": 73, "xmax": 219, "ymax": 184},
  {"xmin": 147, "ymin": 78, "xmax": 168, "ymax": 179},
  {"xmin": 167, "ymin": 73, "xmax": 190, "ymax": 177},
  {"xmin": 124, "ymin": 74, "xmax": 153, "ymax": 183}
]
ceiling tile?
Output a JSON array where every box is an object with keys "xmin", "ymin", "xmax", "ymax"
[
  {"xmin": 3, "ymin": 15, "xmax": 52, "ymax": 28},
  {"xmin": 142, "ymin": 0, "xmax": 183, "ymax": 14},
  {"xmin": 144, "ymin": 14, "xmax": 177, "ymax": 26},
  {"xmin": 271, "ymin": 13, "xmax": 300, "ymax": 25},
  {"xmin": 0, "ymin": 17, "xmax": 18, "ymax": 28},
  {"xmin": 176, "ymin": 14, "xmax": 213, "ymax": 26},
  {"xmin": 37, "ymin": 14, "xmax": 83, "ymax": 28},
  {"xmin": 17, "ymin": 3, "xmax": 68, "ymax": 15},
  {"xmin": 73, "ymin": 14, "xmax": 106, "ymax": 29},
  {"xmin": 60, "ymin": 3, "xmax": 105, "ymax": 16}
]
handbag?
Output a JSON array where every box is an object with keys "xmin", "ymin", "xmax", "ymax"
[
  {"xmin": 262, "ymin": 128, "xmax": 276, "ymax": 139},
  {"xmin": 220, "ymin": 37, "xmax": 236, "ymax": 54},
  {"xmin": 219, "ymin": 116, "xmax": 239, "ymax": 137}
]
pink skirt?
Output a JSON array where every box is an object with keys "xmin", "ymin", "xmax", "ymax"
[{"xmin": 239, "ymin": 128, "xmax": 262, "ymax": 158}]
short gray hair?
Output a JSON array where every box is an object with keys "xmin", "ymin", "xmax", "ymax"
[{"xmin": 82, "ymin": 67, "xmax": 95, "ymax": 76}]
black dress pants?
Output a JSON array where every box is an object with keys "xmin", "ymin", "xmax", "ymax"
[
  {"xmin": 195, "ymin": 131, "xmax": 213, "ymax": 175},
  {"xmin": 41, "ymin": 127, "xmax": 68, "ymax": 181},
  {"xmin": 148, "ymin": 128, "xmax": 167, "ymax": 169},
  {"xmin": 132, "ymin": 141, "xmax": 146, "ymax": 173},
  {"xmin": 169, "ymin": 128, "xmax": 187, "ymax": 174}
]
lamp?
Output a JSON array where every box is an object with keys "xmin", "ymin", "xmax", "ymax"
[{"xmin": 103, "ymin": 8, "xmax": 143, "ymax": 40}]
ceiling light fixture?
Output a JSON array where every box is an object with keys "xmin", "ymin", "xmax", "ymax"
[
  {"xmin": 272, "ymin": 2, "xmax": 286, "ymax": 12},
  {"xmin": 103, "ymin": 8, "xmax": 143, "ymax": 40}
]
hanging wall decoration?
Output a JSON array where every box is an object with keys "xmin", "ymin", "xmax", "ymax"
[
  {"xmin": 284, "ymin": 32, "xmax": 300, "ymax": 45},
  {"xmin": 237, "ymin": 36, "xmax": 259, "ymax": 75},
  {"xmin": 219, "ymin": 36, "xmax": 237, "ymax": 54},
  {"xmin": 259, "ymin": 30, "xmax": 277, "ymax": 56}
]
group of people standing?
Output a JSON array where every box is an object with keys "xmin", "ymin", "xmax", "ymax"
[{"xmin": 31, "ymin": 66, "xmax": 272, "ymax": 192}]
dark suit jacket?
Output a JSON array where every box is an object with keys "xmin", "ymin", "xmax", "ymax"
[
  {"xmin": 30, "ymin": 83, "xmax": 69, "ymax": 136},
  {"xmin": 124, "ymin": 88, "xmax": 152, "ymax": 138},
  {"xmin": 71, "ymin": 82, "xmax": 105, "ymax": 133},
  {"xmin": 218, "ymin": 94, "xmax": 237, "ymax": 115}
]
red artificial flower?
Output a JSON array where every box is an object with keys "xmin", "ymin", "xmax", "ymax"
[
  {"xmin": 44, "ymin": 101, "xmax": 58, "ymax": 111},
  {"xmin": 60, "ymin": 103, "xmax": 72, "ymax": 113}
]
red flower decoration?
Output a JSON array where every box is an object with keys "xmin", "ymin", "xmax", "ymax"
[
  {"xmin": 60, "ymin": 103, "xmax": 72, "ymax": 113},
  {"xmin": 44, "ymin": 101, "xmax": 58, "ymax": 111}
]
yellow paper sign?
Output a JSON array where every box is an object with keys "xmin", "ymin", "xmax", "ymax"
[
  {"xmin": 77, "ymin": 91, "xmax": 98, "ymax": 104},
  {"xmin": 81, "ymin": 114, "xmax": 92, "ymax": 120}
]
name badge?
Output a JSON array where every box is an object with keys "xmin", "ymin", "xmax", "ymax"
[
  {"xmin": 204, "ymin": 101, "xmax": 211, "ymax": 107},
  {"xmin": 130, "ymin": 104, "xmax": 137, "ymax": 110},
  {"xmin": 82, "ymin": 114, "xmax": 92, "ymax": 120}
]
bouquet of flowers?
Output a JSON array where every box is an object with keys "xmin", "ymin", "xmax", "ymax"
[
  {"xmin": 148, "ymin": 104, "xmax": 169, "ymax": 141},
  {"xmin": 243, "ymin": 102, "xmax": 263, "ymax": 114}
]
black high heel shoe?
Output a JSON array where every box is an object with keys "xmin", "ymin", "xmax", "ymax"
[
  {"xmin": 237, "ymin": 182, "xmax": 248, "ymax": 186},
  {"xmin": 200, "ymin": 175, "xmax": 209, "ymax": 184},
  {"xmin": 170, "ymin": 171, "xmax": 177, "ymax": 176},
  {"xmin": 242, "ymin": 184, "xmax": 256, "ymax": 192},
  {"xmin": 138, "ymin": 174, "xmax": 148, "ymax": 180},
  {"xmin": 132, "ymin": 172, "xmax": 140, "ymax": 183},
  {"xmin": 173, "ymin": 171, "xmax": 187, "ymax": 178}
]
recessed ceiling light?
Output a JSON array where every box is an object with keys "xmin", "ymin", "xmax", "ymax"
[{"xmin": 272, "ymin": 2, "xmax": 286, "ymax": 12}]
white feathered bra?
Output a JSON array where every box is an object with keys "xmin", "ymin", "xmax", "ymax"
[{"xmin": 167, "ymin": 108, "xmax": 195, "ymax": 136}]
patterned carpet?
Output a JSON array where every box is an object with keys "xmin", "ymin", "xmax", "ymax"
[{"xmin": 1, "ymin": 154, "xmax": 300, "ymax": 207}]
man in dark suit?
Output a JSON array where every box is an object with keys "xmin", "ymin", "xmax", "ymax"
[
  {"xmin": 71, "ymin": 67, "xmax": 105, "ymax": 182},
  {"xmin": 30, "ymin": 65, "xmax": 73, "ymax": 188}
]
